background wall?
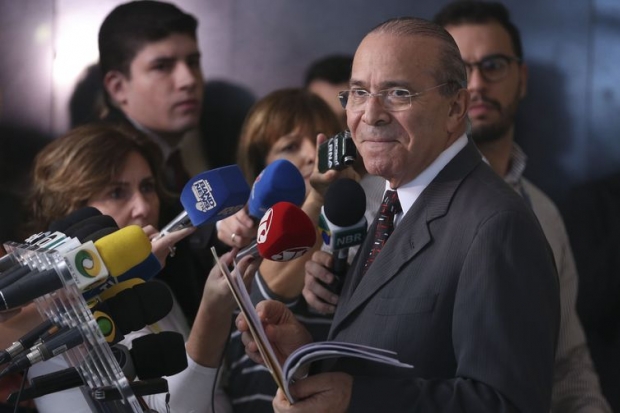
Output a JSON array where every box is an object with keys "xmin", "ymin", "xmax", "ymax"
[{"xmin": 0, "ymin": 0, "xmax": 619, "ymax": 204}]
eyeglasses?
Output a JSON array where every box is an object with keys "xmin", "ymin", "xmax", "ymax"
[
  {"xmin": 338, "ymin": 83, "xmax": 448, "ymax": 112},
  {"xmin": 463, "ymin": 54, "xmax": 522, "ymax": 83}
]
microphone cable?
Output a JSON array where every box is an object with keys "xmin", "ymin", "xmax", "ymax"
[
  {"xmin": 11, "ymin": 367, "xmax": 28, "ymax": 413},
  {"xmin": 211, "ymin": 314, "xmax": 235, "ymax": 413}
]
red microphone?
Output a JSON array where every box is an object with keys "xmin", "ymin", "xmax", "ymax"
[{"xmin": 237, "ymin": 202, "xmax": 316, "ymax": 262}]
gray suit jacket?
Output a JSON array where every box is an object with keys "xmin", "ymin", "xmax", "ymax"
[{"xmin": 326, "ymin": 140, "xmax": 560, "ymax": 412}]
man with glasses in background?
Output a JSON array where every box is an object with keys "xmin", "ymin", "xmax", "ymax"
[
  {"xmin": 434, "ymin": 2, "xmax": 611, "ymax": 411},
  {"xmin": 240, "ymin": 16, "xmax": 560, "ymax": 412}
]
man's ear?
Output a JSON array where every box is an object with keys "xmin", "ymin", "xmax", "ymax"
[
  {"xmin": 446, "ymin": 88, "xmax": 470, "ymax": 134},
  {"xmin": 103, "ymin": 70, "xmax": 128, "ymax": 107}
]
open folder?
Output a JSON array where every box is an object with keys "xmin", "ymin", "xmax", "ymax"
[{"xmin": 211, "ymin": 247, "xmax": 413, "ymax": 403}]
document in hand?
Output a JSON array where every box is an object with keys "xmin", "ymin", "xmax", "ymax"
[{"xmin": 211, "ymin": 247, "xmax": 413, "ymax": 403}]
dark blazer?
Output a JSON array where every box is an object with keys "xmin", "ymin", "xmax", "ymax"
[{"xmin": 327, "ymin": 140, "xmax": 560, "ymax": 412}]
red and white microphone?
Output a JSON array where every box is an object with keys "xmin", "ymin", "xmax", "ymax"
[{"xmin": 236, "ymin": 201, "xmax": 316, "ymax": 263}]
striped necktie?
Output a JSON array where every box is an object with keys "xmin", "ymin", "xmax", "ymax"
[{"xmin": 362, "ymin": 189, "xmax": 401, "ymax": 275}]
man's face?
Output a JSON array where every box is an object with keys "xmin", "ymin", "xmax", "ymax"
[
  {"xmin": 347, "ymin": 33, "xmax": 463, "ymax": 188},
  {"xmin": 445, "ymin": 22, "xmax": 527, "ymax": 144},
  {"xmin": 108, "ymin": 33, "xmax": 204, "ymax": 137}
]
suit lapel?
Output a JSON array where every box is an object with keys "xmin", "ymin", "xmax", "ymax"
[{"xmin": 329, "ymin": 140, "xmax": 482, "ymax": 337}]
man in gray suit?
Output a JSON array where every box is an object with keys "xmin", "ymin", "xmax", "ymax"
[
  {"xmin": 433, "ymin": 2, "xmax": 610, "ymax": 412},
  {"xmin": 238, "ymin": 17, "xmax": 559, "ymax": 412}
]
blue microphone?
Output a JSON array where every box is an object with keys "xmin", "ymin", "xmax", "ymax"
[
  {"xmin": 247, "ymin": 159, "xmax": 306, "ymax": 220},
  {"xmin": 157, "ymin": 164, "xmax": 250, "ymax": 238}
]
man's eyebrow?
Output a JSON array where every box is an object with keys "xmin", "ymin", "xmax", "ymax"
[
  {"xmin": 148, "ymin": 56, "xmax": 176, "ymax": 65},
  {"xmin": 349, "ymin": 80, "xmax": 413, "ymax": 89}
]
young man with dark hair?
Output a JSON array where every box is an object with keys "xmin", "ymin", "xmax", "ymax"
[
  {"xmin": 434, "ymin": 2, "xmax": 611, "ymax": 411},
  {"xmin": 99, "ymin": 0, "xmax": 203, "ymax": 192},
  {"xmin": 97, "ymin": 0, "xmax": 221, "ymax": 336}
]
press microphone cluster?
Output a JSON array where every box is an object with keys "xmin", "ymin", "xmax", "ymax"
[
  {"xmin": 0, "ymin": 224, "xmax": 151, "ymax": 311},
  {"xmin": 318, "ymin": 178, "xmax": 367, "ymax": 293},
  {"xmin": 0, "ymin": 207, "xmax": 104, "ymax": 273},
  {"xmin": 0, "ymin": 207, "xmax": 185, "ymax": 408}
]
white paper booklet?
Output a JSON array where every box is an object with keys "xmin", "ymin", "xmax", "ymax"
[{"xmin": 211, "ymin": 247, "xmax": 413, "ymax": 403}]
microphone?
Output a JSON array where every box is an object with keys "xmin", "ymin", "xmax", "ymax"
[
  {"xmin": 157, "ymin": 164, "xmax": 251, "ymax": 238},
  {"xmin": 93, "ymin": 378, "xmax": 169, "ymax": 401},
  {"xmin": 0, "ymin": 319, "xmax": 56, "ymax": 365},
  {"xmin": 0, "ymin": 327, "xmax": 83, "ymax": 377},
  {"xmin": 63, "ymin": 215, "xmax": 118, "ymax": 241},
  {"xmin": 6, "ymin": 332, "xmax": 186, "ymax": 403},
  {"xmin": 81, "ymin": 252, "xmax": 162, "ymax": 301},
  {"xmin": 90, "ymin": 281, "xmax": 173, "ymax": 344},
  {"xmin": 0, "ymin": 218, "xmax": 117, "ymax": 289},
  {"xmin": 0, "ymin": 225, "xmax": 152, "ymax": 310},
  {"xmin": 318, "ymin": 178, "xmax": 367, "ymax": 293},
  {"xmin": 48, "ymin": 207, "xmax": 102, "ymax": 234},
  {"xmin": 130, "ymin": 331, "xmax": 187, "ymax": 380},
  {"xmin": 247, "ymin": 159, "xmax": 306, "ymax": 220},
  {"xmin": 237, "ymin": 201, "xmax": 316, "ymax": 262},
  {"xmin": 0, "ymin": 207, "xmax": 105, "ymax": 272}
]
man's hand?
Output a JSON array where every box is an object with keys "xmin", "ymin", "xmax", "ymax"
[
  {"xmin": 308, "ymin": 134, "xmax": 361, "ymax": 201},
  {"xmin": 236, "ymin": 300, "xmax": 312, "ymax": 366},
  {"xmin": 217, "ymin": 207, "xmax": 256, "ymax": 248},
  {"xmin": 273, "ymin": 372, "xmax": 353, "ymax": 413},
  {"xmin": 303, "ymin": 251, "xmax": 340, "ymax": 314}
]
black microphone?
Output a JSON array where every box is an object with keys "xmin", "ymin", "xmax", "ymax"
[
  {"xmin": 130, "ymin": 331, "xmax": 188, "ymax": 380},
  {"xmin": 48, "ymin": 206, "xmax": 102, "ymax": 233},
  {"xmin": 63, "ymin": 215, "xmax": 118, "ymax": 241},
  {"xmin": 0, "ymin": 327, "xmax": 83, "ymax": 377},
  {"xmin": 0, "ymin": 265, "xmax": 32, "ymax": 290},
  {"xmin": 0, "ymin": 319, "xmax": 56, "ymax": 365},
  {"xmin": 318, "ymin": 178, "xmax": 367, "ymax": 293},
  {"xmin": 81, "ymin": 226, "xmax": 118, "ymax": 243},
  {"xmin": 91, "ymin": 281, "xmax": 174, "ymax": 345},
  {"xmin": 92, "ymin": 378, "xmax": 169, "ymax": 401}
]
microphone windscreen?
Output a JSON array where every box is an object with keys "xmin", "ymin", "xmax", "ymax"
[
  {"xmin": 64, "ymin": 215, "xmax": 118, "ymax": 239},
  {"xmin": 131, "ymin": 332, "xmax": 187, "ymax": 379},
  {"xmin": 324, "ymin": 178, "xmax": 366, "ymax": 227},
  {"xmin": 248, "ymin": 159, "xmax": 306, "ymax": 219},
  {"xmin": 95, "ymin": 278, "xmax": 145, "ymax": 302},
  {"xmin": 133, "ymin": 281, "xmax": 173, "ymax": 324},
  {"xmin": 101, "ymin": 288, "xmax": 144, "ymax": 333},
  {"xmin": 94, "ymin": 225, "xmax": 151, "ymax": 277},
  {"xmin": 256, "ymin": 202, "xmax": 316, "ymax": 261},
  {"xmin": 180, "ymin": 165, "xmax": 250, "ymax": 227},
  {"xmin": 48, "ymin": 207, "xmax": 101, "ymax": 233},
  {"xmin": 81, "ymin": 226, "xmax": 118, "ymax": 243}
]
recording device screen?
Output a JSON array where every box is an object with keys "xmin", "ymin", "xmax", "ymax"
[{"xmin": 318, "ymin": 130, "xmax": 357, "ymax": 173}]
